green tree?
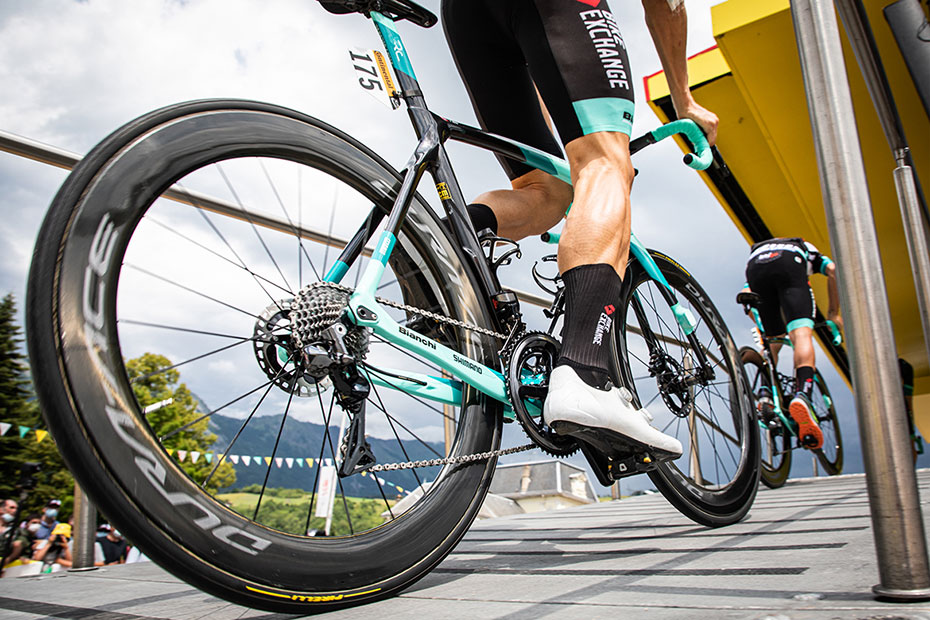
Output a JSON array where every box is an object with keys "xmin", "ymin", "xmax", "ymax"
[
  {"xmin": 0, "ymin": 293, "xmax": 74, "ymax": 516},
  {"xmin": 126, "ymin": 353, "xmax": 236, "ymax": 493}
]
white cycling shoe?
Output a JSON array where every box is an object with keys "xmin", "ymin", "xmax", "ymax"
[{"xmin": 543, "ymin": 366, "xmax": 683, "ymax": 459}]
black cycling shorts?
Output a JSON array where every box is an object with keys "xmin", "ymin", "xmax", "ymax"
[
  {"xmin": 442, "ymin": 0, "xmax": 635, "ymax": 179},
  {"xmin": 746, "ymin": 249, "xmax": 816, "ymax": 336}
]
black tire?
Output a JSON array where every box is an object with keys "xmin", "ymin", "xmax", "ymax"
[
  {"xmin": 27, "ymin": 99, "xmax": 502, "ymax": 613},
  {"xmin": 740, "ymin": 347, "xmax": 791, "ymax": 489},
  {"xmin": 812, "ymin": 369, "xmax": 843, "ymax": 475},
  {"xmin": 614, "ymin": 251, "xmax": 759, "ymax": 527}
]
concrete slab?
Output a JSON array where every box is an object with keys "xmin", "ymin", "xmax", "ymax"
[{"xmin": 1, "ymin": 470, "xmax": 930, "ymax": 619}]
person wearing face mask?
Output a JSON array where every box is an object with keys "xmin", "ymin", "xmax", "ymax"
[
  {"xmin": 35, "ymin": 499, "xmax": 61, "ymax": 540},
  {"xmin": 1, "ymin": 514, "xmax": 41, "ymax": 571},
  {"xmin": 0, "ymin": 499, "xmax": 17, "ymax": 538},
  {"xmin": 97, "ymin": 524, "xmax": 129, "ymax": 565}
]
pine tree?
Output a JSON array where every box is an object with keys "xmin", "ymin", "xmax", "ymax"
[
  {"xmin": 127, "ymin": 353, "xmax": 236, "ymax": 493},
  {"xmin": 0, "ymin": 293, "xmax": 42, "ymax": 502},
  {"xmin": 0, "ymin": 293, "xmax": 75, "ymax": 517}
]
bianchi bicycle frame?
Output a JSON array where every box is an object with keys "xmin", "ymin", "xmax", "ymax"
[{"xmin": 321, "ymin": 10, "xmax": 713, "ymax": 415}]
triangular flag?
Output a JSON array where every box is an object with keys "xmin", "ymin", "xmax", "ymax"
[
  {"xmin": 0, "ymin": 423, "xmax": 11, "ymax": 436},
  {"xmin": 324, "ymin": 458, "xmax": 332, "ymax": 467},
  {"xmin": 230, "ymin": 455, "xmax": 240, "ymax": 465},
  {"xmin": 264, "ymin": 457, "xmax": 272, "ymax": 466},
  {"xmin": 191, "ymin": 451, "xmax": 201, "ymax": 464},
  {"xmin": 177, "ymin": 450, "xmax": 188, "ymax": 462},
  {"xmin": 307, "ymin": 458, "xmax": 314, "ymax": 467},
  {"xmin": 396, "ymin": 486, "xmax": 404, "ymax": 493},
  {"xmin": 254, "ymin": 456, "xmax": 262, "ymax": 465},
  {"xmin": 205, "ymin": 453, "xmax": 213, "ymax": 464},
  {"xmin": 285, "ymin": 458, "xmax": 294, "ymax": 469},
  {"xmin": 296, "ymin": 458, "xmax": 304, "ymax": 468},
  {"xmin": 35, "ymin": 429, "xmax": 49, "ymax": 443},
  {"xmin": 242, "ymin": 456, "xmax": 251, "ymax": 466},
  {"xmin": 274, "ymin": 457, "xmax": 283, "ymax": 468},
  {"xmin": 18, "ymin": 426, "xmax": 30, "ymax": 438},
  {"xmin": 167, "ymin": 449, "xmax": 174, "ymax": 457}
]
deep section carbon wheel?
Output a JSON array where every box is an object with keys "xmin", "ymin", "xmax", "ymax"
[
  {"xmin": 740, "ymin": 347, "xmax": 791, "ymax": 489},
  {"xmin": 614, "ymin": 250, "xmax": 760, "ymax": 527},
  {"xmin": 27, "ymin": 100, "xmax": 502, "ymax": 613}
]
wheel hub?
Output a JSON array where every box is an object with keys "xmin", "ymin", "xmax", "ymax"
[{"xmin": 651, "ymin": 352, "xmax": 694, "ymax": 417}]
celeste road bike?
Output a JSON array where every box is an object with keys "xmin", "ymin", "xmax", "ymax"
[
  {"xmin": 738, "ymin": 291, "xmax": 844, "ymax": 488},
  {"xmin": 27, "ymin": 0, "xmax": 758, "ymax": 613}
]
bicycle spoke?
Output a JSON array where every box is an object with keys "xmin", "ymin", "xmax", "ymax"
[
  {"xmin": 162, "ymin": 379, "xmax": 275, "ymax": 441},
  {"xmin": 145, "ymin": 216, "xmax": 293, "ymax": 298},
  {"xmin": 368, "ymin": 379, "xmax": 426, "ymax": 490},
  {"xmin": 253, "ymin": 380, "xmax": 298, "ymax": 520},
  {"xmin": 216, "ymin": 163, "xmax": 293, "ymax": 296},
  {"xmin": 131, "ymin": 337, "xmax": 253, "ymax": 384},
  {"xmin": 258, "ymin": 159, "xmax": 323, "ymax": 284}
]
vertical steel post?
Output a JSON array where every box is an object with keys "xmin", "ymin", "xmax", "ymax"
[
  {"xmin": 790, "ymin": 0, "xmax": 930, "ymax": 600},
  {"xmin": 834, "ymin": 0, "xmax": 930, "ymax": 368},
  {"xmin": 69, "ymin": 484, "xmax": 97, "ymax": 571}
]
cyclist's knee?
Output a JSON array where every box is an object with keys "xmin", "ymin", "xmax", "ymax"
[{"xmin": 565, "ymin": 132, "xmax": 635, "ymax": 187}]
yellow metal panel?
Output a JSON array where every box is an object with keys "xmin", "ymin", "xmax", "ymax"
[{"xmin": 647, "ymin": 0, "xmax": 929, "ymax": 400}]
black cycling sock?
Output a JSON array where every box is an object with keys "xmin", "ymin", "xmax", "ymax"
[
  {"xmin": 795, "ymin": 366, "xmax": 815, "ymax": 400},
  {"xmin": 441, "ymin": 203, "xmax": 498, "ymax": 236},
  {"xmin": 557, "ymin": 263, "xmax": 622, "ymax": 391}
]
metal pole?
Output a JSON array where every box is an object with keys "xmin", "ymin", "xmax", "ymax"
[
  {"xmin": 790, "ymin": 0, "xmax": 930, "ymax": 600},
  {"xmin": 69, "ymin": 484, "xmax": 97, "ymax": 571},
  {"xmin": 835, "ymin": 0, "xmax": 930, "ymax": 367}
]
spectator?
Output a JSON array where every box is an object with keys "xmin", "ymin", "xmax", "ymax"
[
  {"xmin": 0, "ymin": 499, "xmax": 17, "ymax": 538},
  {"xmin": 35, "ymin": 499, "xmax": 61, "ymax": 540},
  {"xmin": 97, "ymin": 524, "xmax": 129, "ymax": 565},
  {"xmin": 33, "ymin": 522, "xmax": 72, "ymax": 572},
  {"xmin": 2, "ymin": 514, "xmax": 41, "ymax": 569}
]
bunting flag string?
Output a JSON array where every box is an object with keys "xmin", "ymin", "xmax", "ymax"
[{"xmin": 0, "ymin": 418, "xmax": 387, "ymax": 477}]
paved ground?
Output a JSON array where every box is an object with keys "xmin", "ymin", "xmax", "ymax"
[{"xmin": 1, "ymin": 470, "xmax": 930, "ymax": 619}]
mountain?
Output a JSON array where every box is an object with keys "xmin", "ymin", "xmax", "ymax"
[{"xmin": 207, "ymin": 413, "xmax": 443, "ymax": 498}]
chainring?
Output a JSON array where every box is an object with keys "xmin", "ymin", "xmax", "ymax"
[{"xmin": 504, "ymin": 331, "xmax": 578, "ymax": 457}]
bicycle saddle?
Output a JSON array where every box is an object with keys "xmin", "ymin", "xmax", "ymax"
[
  {"xmin": 736, "ymin": 291, "xmax": 762, "ymax": 307},
  {"xmin": 318, "ymin": 0, "xmax": 437, "ymax": 28}
]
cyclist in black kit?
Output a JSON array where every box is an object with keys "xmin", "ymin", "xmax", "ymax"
[
  {"xmin": 743, "ymin": 237, "xmax": 842, "ymax": 449},
  {"xmin": 441, "ymin": 0, "xmax": 718, "ymax": 459}
]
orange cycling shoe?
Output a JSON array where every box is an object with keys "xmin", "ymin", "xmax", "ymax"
[{"xmin": 790, "ymin": 393, "xmax": 823, "ymax": 450}]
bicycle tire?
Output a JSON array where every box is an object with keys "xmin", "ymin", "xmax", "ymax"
[
  {"xmin": 812, "ymin": 369, "xmax": 843, "ymax": 475},
  {"xmin": 739, "ymin": 347, "xmax": 791, "ymax": 489},
  {"xmin": 614, "ymin": 251, "xmax": 759, "ymax": 527},
  {"xmin": 27, "ymin": 99, "xmax": 502, "ymax": 613}
]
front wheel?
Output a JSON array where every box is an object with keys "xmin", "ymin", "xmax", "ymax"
[
  {"xmin": 27, "ymin": 100, "xmax": 501, "ymax": 613},
  {"xmin": 812, "ymin": 370, "xmax": 843, "ymax": 475},
  {"xmin": 740, "ymin": 347, "xmax": 792, "ymax": 488},
  {"xmin": 614, "ymin": 251, "xmax": 760, "ymax": 527}
]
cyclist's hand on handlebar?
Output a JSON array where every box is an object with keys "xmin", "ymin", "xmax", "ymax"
[
  {"xmin": 678, "ymin": 101, "xmax": 718, "ymax": 147},
  {"xmin": 828, "ymin": 314, "xmax": 843, "ymax": 334}
]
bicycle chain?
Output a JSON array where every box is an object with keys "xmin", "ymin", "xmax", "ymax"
[
  {"xmin": 367, "ymin": 443, "xmax": 536, "ymax": 472},
  {"xmin": 291, "ymin": 281, "xmax": 534, "ymax": 471}
]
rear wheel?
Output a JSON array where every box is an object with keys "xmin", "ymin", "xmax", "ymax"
[
  {"xmin": 812, "ymin": 370, "xmax": 843, "ymax": 475},
  {"xmin": 614, "ymin": 251, "xmax": 759, "ymax": 527},
  {"xmin": 27, "ymin": 100, "xmax": 501, "ymax": 613},
  {"xmin": 740, "ymin": 347, "xmax": 791, "ymax": 488}
]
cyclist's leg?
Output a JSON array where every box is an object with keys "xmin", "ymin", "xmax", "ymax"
[
  {"xmin": 442, "ymin": 0, "xmax": 571, "ymax": 240},
  {"xmin": 782, "ymin": 272, "xmax": 822, "ymax": 447}
]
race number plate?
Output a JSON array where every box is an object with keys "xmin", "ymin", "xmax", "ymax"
[{"xmin": 348, "ymin": 48, "xmax": 400, "ymax": 109}]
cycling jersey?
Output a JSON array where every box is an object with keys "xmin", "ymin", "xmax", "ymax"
[
  {"xmin": 442, "ymin": 0, "xmax": 635, "ymax": 179},
  {"xmin": 745, "ymin": 238, "xmax": 833, "ymax": 335}
]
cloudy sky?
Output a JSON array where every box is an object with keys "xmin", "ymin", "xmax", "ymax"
[{"xmin": 3, "ymin": 0, "xmax": 912, "ymax": 488}]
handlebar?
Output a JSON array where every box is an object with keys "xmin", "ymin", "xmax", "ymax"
[
  {"xmin": 645, "ymin": 119, "xmax": 713, "ymax": 170},
  {"xmin": 824, "ymin": 320, "xmax": 843, "ymax": 346}
]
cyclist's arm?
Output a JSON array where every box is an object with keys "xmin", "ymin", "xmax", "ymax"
[
  {"xmin": 642, "ymin": 0, "xmax": 718, "ymax": 145},
  {"xmin": 824, "ymin": 262, "xmax": 842, "ymax": 330}
]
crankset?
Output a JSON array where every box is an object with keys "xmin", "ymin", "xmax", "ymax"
[{"xmin": 504, "ymin": 331, "xmax": 578, "ymax": 457}]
